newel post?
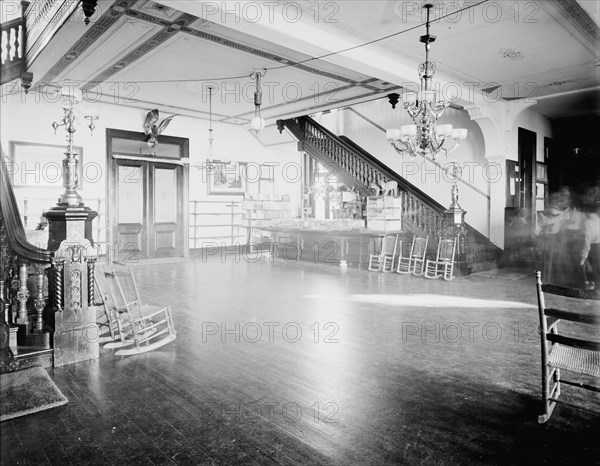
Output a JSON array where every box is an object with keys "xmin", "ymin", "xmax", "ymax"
[{"xmin": 45, "ymin": 204, "xmax": 98, "ymax": 367}]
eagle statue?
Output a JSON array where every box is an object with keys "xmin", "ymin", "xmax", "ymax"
[{"xmin": 144, "ymin": 109, "xmax": 177, "ymax": 155}]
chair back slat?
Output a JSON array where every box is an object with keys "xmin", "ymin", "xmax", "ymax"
[
  {"xmin": 542, "ymin": 283, "xmax": 600, "ymax": 301},
  {"xmin": 382, "ymin": 234, "xmax": 398, "ymax": 255},
  {"xmin": 437, "ymin": 238, "xmax": 456, "ymax": 262},
  {"xmin": 412, "ymin": 237, "xmax": 428, "ymax": 259}
]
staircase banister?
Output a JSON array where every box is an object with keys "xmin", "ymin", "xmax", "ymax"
[
  {"xmin": 288, "ymin": 116, "xmax": 448, "ymax": 214},
  {"xmin": 1, "ymin": 152, "xmax": 52, "ymax": 264},
  {"xmin": 338, "ymin": 134, "xmax": 447, "ymax": 214}
]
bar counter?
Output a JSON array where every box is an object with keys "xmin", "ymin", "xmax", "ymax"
[{"xmin": 268, "ymin": 227, "xmax": 408, "ymax": 267}]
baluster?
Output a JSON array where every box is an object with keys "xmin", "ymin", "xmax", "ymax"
[
  {"xmin": 424, "ymin": 208, "xmax": 432, "ymax": 237},
  {"xmin": 0, "ymin": 278, "xmax": 7, "ymax": 324},
  {"xmin": 33, "ymin": 267, "xmax": 45, "ymax": 332},
  {"xmin": 16, "ymin": 263, "xmax": 29, "ymax": 325},
  {"xmin": 9, "ymin": 268, "xmax": 19, "ymax": 324},
  {"xmin": 53, "ymin": 260, "xmax": 65, "ymax": 311},
  {"xmin": 87, "ymin": 257, "xmax": 97, "ymax": 306}
]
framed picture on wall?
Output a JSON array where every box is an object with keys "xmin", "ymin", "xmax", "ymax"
[
  {"xmin": 207, "ymin": 161, "xmax": 247, "ymax": 195},
  {"xmin": 9, "ymin": 141, "xmax": 84, "ymax": 188}
]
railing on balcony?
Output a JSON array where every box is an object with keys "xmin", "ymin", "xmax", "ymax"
[{"xmin": 0, "ymin": 14, "xmax": 26, "ymax": 86}]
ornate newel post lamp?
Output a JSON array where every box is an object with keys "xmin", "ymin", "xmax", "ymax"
[
  {"xmin": 44, "ymin": 85, "xmax": 100, "ymax": 367},
  {"xmin": 443, "ymin": 161, "xmax": 468, "ymax": 274},
  {"xmin": 444, "ymin": 162, "xmax": 466, "ymax": 226}
]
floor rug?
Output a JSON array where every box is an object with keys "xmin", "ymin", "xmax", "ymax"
[{"xmin": 0, "ymin": 366, "xmax": 67, "ymax": 422}]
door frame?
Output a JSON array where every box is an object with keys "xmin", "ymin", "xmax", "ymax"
[{"xmin": 106, "ymin": 128, "xmax": 189, "ymax": 263}]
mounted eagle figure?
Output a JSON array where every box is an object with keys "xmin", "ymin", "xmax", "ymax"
[{"xmin": 144, "ymin": 109, "xmax": 177, "ymax": 155}]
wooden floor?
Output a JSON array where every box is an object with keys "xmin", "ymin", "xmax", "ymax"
[{"xmin": 1, "ymin": 256, "xmax": 599, "ymax": 465}]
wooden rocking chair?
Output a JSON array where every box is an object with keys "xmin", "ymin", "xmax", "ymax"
[
  {"xmin": 368, "ymin": 234, "xmax": 400, "ymax": 272},
  {"xmin": 424, "ymin": 237, "xmax": 457, "ymax": 280},
  {"xmin": 396, "ymin": 236, "xmax": 428, "ymax": 275},
  {"xmin": 95, "ymin": 267, "xmax": 121, "ymax": 344},
  {"xmin": 535, "ymin": 271, "xmax": 600, "ymax": 423},
  {"xmin": 96, "ymin": 266, "xmax": 176, "ymax": 356}
]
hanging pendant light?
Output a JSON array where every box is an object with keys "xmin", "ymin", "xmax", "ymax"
[
  {"xmin": 386, "ymin": 3, "xmax": 467, "ymax": 161},
  {"xmin": 249, "ymin": 69, "xmax": 266, "ymax": 134},
  {"xmin": 207, "ymin": 86, "xmax": 216, "ymax": 159}
]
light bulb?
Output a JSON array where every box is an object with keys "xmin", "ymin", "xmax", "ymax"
[{"xmin": 250, "ymin": 116, "xmax": 265, "ymax": 133}]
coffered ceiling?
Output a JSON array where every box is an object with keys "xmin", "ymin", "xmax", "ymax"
[{"xmin": 23, "ymin": 0, "xmax": 600, "ymax": 132}]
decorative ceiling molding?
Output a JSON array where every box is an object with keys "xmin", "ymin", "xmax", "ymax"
[
  {"xmin": 32, "ymin": 0, "xmax": 401, "ymax": 125},
  {"xmin": 36, "ymin": 0, "xmax": 139, "ymax": 85},
  {"xmin": 545, "ymin": 0, "xmax": 599, "ymax": 52}
]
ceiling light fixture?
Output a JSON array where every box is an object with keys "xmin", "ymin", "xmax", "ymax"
[
  {"xmin": 386, "ymin": 3, "xmax": 467, "ymax": 161},
  {"xmin": 249, "ymin": 69, "xmax": 266, "ymax": 134},
  {"xmin": 207, "ymin": 86, "xmax": 216, "ymax": 159}
]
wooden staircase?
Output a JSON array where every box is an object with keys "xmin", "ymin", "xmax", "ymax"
[
  {"xmin": 1, "ymin": 150, "xmax": 55, "ymax": 372},
  {"xmin": 277, "ymin": 116, "xmax": 501, "ymax": 273}
]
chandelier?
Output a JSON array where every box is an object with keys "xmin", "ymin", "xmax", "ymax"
[{"xmin": 386, "ymin": 3, "xmax": 467, "ymax": 161}]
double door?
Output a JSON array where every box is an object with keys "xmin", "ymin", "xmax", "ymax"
[
  {"xmin": 109, "ymin": 129, "xmax": 189, "ymax": 262},
  {"xmin": 115, "ymin": 160, "xmax": 184, "ymax": 261}
]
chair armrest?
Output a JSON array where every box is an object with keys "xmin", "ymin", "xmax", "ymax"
[
  {"xmin": 547, "ymin": 333, "xmax": 600, "ymax": 351},
  {"xmin": 546, "ymin": 316, "xmax": 559, "ymax": 332},
  {"xmin": 131, "ymin": 305, "xmax": 171, "ymax": 323},
  {"xmin": 545, "ymin": 308, "xmax": 600, "ymax": 325}
]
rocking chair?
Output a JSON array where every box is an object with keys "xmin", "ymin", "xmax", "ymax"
[
  {"xmin": 396, "ymin": 236, "xmax": 428, "ymax": 275},
  {"xmin": 424, "ymin": 237, "xmax": 457, "ymax": 281},
  {"xmin": 96, "ymin": 266, "xmax": 176, "ymax": 356},
  {"xmin": 95, "ymin": 267, "xmax": 121, "ymax": 344},
  {"xmin": 535, "ymin": 271, "xmax": 600, "ymax": 423},
  {"xmin": 368, "ymin": 234, "xmax": 400, "ymax": 272}
]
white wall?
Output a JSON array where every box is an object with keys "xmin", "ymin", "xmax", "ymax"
[
  {"xmin": 511, "ymin": 108, "xmax": 553, "ymax": 163},
  {"xmin": 0, "ymin": 90, "xmax": 302, "ymax": 249}
]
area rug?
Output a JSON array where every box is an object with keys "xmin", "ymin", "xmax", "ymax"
[{"xmin": 0, "ymin": 366, "xmax": 67, "ymax": 422}]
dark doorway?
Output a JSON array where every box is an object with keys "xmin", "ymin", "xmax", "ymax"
[{"xmin": 518, "ymin": 127, "xmax": 536, "ymax": 223}]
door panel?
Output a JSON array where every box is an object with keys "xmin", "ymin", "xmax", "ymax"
[
  {"xmin": 116, "ymin": 162, "xmax": 146, "ymax": 260},
  {"xmin": 151, "ymin": 164, "xmax": 182, "ymax": 258}
]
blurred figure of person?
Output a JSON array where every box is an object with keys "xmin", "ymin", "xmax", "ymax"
[
  {"xmin": 578, "ymin": 186, "xmax": 600, "ymax": 290},
  {"xmin": 537, "ymin": 187, "xmax": 574, "ymax": 285}
]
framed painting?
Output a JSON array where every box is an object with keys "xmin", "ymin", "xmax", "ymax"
[
  {"xmin": 9, "ymin": 141, "xmax": 84, "ymax": 188},
  {"xmin": 207, "ymin": 162, "xmax": 247, "ymax": 195}
]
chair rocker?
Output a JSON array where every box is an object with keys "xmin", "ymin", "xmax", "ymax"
[
  {"xmin": 368, "ymin": 234, "xmax": 400, "ymax": 272},
  {"xmin": 424, "ymin": 237, "xmax": 457, "ymax": 280},
  {"xmin": 397, "ymin": 236, "xmax": 428, "ymax": 275},
  {"xmin": 98, "ymin": 266, "xmax": 177, "ymax": 356},
  {"xmin": 248, "ymin": 227, "xmax": 273, "ymax": 258},
  {"xmin": 94, "ymin": 267, "xmax": 122, "ymax": 344},
  {"xmin": 535, "ymin": 271, "xmax": 600, "ymax": 423}
]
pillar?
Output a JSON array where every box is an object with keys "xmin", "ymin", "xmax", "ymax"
[{"xmin": 45, "ymin": 203, "xmax": 99, "ymax": 367}]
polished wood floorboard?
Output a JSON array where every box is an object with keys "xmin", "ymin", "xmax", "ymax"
[{"xmin": 1, "ymin": 257, "xmax": 599, "ymax": 465}]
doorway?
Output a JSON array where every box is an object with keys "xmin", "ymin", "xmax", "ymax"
[
  {"xmin": 518, "ymin": 127, "xmax": 536, "ymax": 224},
  {"xmin": 107, "ymin": 129, "xmax": 189, "ymax": 263}
]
